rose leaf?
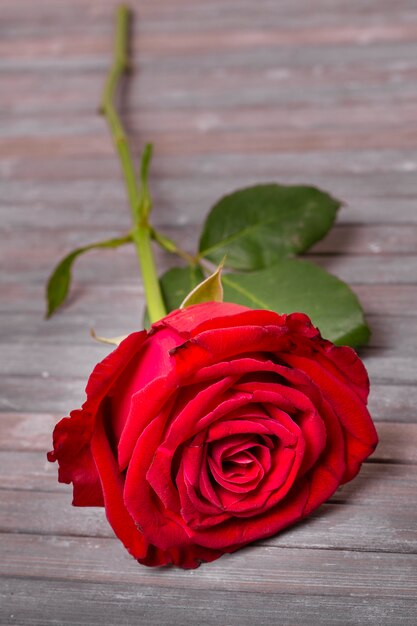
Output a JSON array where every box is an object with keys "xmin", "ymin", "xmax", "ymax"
[
  {"xmin": 45, "ymin": 234, "xmax": 132, "ymax": 318},
  {"xmin": 198, "ymin": 184, "xmax": 341, "ymax": 271},
  {"xmin": 221, "ymin": 259, "xmax": 370, "ymax": 347}
]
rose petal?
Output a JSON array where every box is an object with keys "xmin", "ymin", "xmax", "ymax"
[
  {"xmin": 266, "ymin": 403, "xmax": 326, "ymax": 477},
  {"xmin": 189, "ymin": 478, "xmax": 310, "ymax": 549},
  {"xmin": 118, "ymin": 375, "xmax": 177, "ymax": 470},
  {"xmin": 47, "ymin": 408, "xmax": 104, "ymax": 507},
  {"xmin": 107, "ymin": 328, "xmax": 179, "ymax": 444},
  {"xmin": 282, "ymin": 353, "xmax": 378, "ymax": 481},
  {"xmin": 302, "ymin": 397, "xmax": 346, "ymax": 515},
  {"xmin": 153, "ymin": 302, "xmax": 249, "ymax": 338},
  {"xmin": 209, "ymin": 443, "xmax": 265, "ymax": 492},
  {"xmin": 124, "ymin": 408, "xmax": 191, "ymax": 552},
  {"xmin": 176, "ymin": 457, "xmax": 231, "ymax": 529},
  {"xmin": 146, "ymin": 378, "xmax": 243, "ymax": 507},
  {"xmin": 91, "ymin": 409, "xmax": 149, "ymax": 561},
  {"xmin": 188, "ymin": 308, "xmax": 285, "ymax": 338},
  {"xmin": 235, "ymin": 385, "xmax": 326, "ymax": 472},
  {"xmin": 316, "ymin": 342, "xmax": 370, "ymax": 403},
  {"xmin": 48, "ymin": 331, "xmax": 147, "ymax": 508},
  {"xmin": 169, "ymin": 324, "xmax": 296, "ymax": 380}
]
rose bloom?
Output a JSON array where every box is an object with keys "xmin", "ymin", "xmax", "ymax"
[{"xmin": 48, "ymin": 302, "xmax": 378, "ymax": 568}]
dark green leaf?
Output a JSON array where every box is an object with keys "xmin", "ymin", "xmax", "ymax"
[
  {"xmin": 221, "ymin": 259, "xmax": 369, "ymax": 346},
  {"xmin": 143, "ymin": 265, "xmax": 205, "ymax": 327},
  {"xmin": 199, "ymin": 184, "xmax": 341, "ymax": 270},
  {"xmin": 45, "ymin": 234, "xmax": 132, "ymax": 318}
]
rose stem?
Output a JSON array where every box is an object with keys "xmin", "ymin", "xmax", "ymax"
[
  {"xmin": 150, "ymin": 228, "xmax": 198, "ymax": 266},
  {"xmin": 99, "ymin": 5, "xmax": 167, "ymax": 323}
]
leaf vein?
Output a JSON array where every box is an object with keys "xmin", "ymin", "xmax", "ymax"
[
  {"xmin": 199, "ymin": 215, "xmax": 280, "ymax": 258},
  {"xmin": 222, "ymin": 274, "xmax": 270, "ymax": 309}
]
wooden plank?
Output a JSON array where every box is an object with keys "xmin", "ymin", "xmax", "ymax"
[
  {"xmin": 4, "ymin": 52, "xmax": 417, "ymax": 98},
  {"xmin": 0, "ymin": 413, "xmax": 58, "ymax": 451},
  {"xmin": 310, "ymin": 255, "xmax": 417, "ymax": 285},
  {"xmin": 3, "ymin": 17, "xmax": 417, "ymax": 57},
  {"xmin": 0, "ymin": 0, "xmax": 416, "ymax": 22},
  {"xmin": 3, "ymin": 152, "xmax": 417, "ymax": 211},
  {"xmin": 2, "ymin": 22, "xmax": 417, "ymax": 64},
  {"xmin": 372, "ymin": 422, "xmax": 417, "ymax": 463},
  {"xmin": 2, "ymin": 577, "xmax": 416, "ymax": 626},
  {"xmin": 2, "ymin": 28, "xmax": 417, "ymax": 67},
  {"xmin": 4, "ymin": 106, "xmax": 417, "ymax": 139},
  {"xmin": 0, "ymin": 376, "xmax": 87, "ymax": 414},
  {"xmin": 4, "ymin": 78, "xmax": 417, "ymax": 125},
  {"xmin": 3, "ymin": 50, "xmax": 417, "ymax": 121},
  {"xmin": 4, "ymin": 126, "xmax": 417, "ymax": 157},
  {"xmin": 1, "ymin": 533, "xmax": 416, "ymax": 598},
  {"xmin": 1, "ymin": 489, "xmax": 416, "ymax": 555}
]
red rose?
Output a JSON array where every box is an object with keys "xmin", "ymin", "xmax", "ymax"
[{"xmin": 48, "ymin": 302, "xmax": 378, "ymax": 568}]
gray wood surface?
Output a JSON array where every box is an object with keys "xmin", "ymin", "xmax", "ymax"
[{"xmin": 1, "ymin": 0, "xmax": 417, "ymax": 624}]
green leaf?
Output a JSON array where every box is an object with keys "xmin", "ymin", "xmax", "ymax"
[
  {"xmin": 180, "ymin": 259, "xmax": 224, "ymax": 308},
  {"xmin": 143, "ymin": 265, "xmax": 205, "ymax": 327},
  {"xmin": 45, "ymin": 234, "xmax": 132, "ymax": 318},
  {"xmin": 221, "ymin": 259, "xmax": 369, "ymax": 347},
  {"xmin": 199, "ymin": 184, "xmax": 341, "ymax": 271}
]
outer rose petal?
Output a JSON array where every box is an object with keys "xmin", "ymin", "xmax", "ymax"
[
  {"xmin": 281, "ymin": 353, "xmax": 378, "ymax": 481},
  {"xmin": 108, "ymin": 325, "xmax": 182, "ymax": 446},
  {"xmin": 153, "ymin": 302, "xmax": 249, "ymax": 338},
  {"xmin": 123, "ymin": 403, "xmax": 223, "ymax": 567},
  {"xmin": 315, "ymin": 342, "xmax": 370, "ymax": 403},
  {"xmin": 91, "ymin": 409, "xmax": 149, "ymax": 561},
  {"xmin": 48, "ymin": 331, "xmax": 147, "ymax": 507},
  {"xmin": 302, "ymin": 397, "xmax": 346, "ymax": 515},
  {"xmin": 47, "ymin": 408, "xmax": 103, "ymax": 506}
]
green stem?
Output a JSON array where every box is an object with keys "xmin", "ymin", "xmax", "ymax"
[
  {"xmin": 150, "ymin": 227, "xmax": 198, "ymax": 265},
  {"xmin": 132, "ymin": 227, "xmax": 166, "ymax": 320},
  {"xmin": 100, "ymin": 5, "xmax": 166, "ymax": 323}
]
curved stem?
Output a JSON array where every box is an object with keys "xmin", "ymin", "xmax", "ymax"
[
  {"xmin": 100, "ymin": 5, "xmax": 166, "ymax": 323},
  {"xmin": 150, "ymin": 227, "xmax": 198, "ymax": 265}
]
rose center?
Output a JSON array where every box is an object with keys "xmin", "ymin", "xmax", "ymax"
[{"xmin": 207, "ymin": 434, "xmax": 275, "ymax": 493}]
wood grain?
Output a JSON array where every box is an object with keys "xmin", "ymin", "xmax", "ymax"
[
  {"xmin": 3, "ymin": 489, "xmax": 417, "ymax": 557},
  {"xmin": 2, "ymin": 578, "xmax": 416, "ymax": 626},
  {"xmin": 2, "ymin": 534, "xmax": 417, "ymax": 597},
  {"xmin": 1, "ymin": 0, "xmax": 417, "ymax": 623}
]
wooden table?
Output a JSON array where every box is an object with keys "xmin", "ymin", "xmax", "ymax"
[{"xmin": 1, "ymin": 0, "xmax": 416, "ymax": 623}]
